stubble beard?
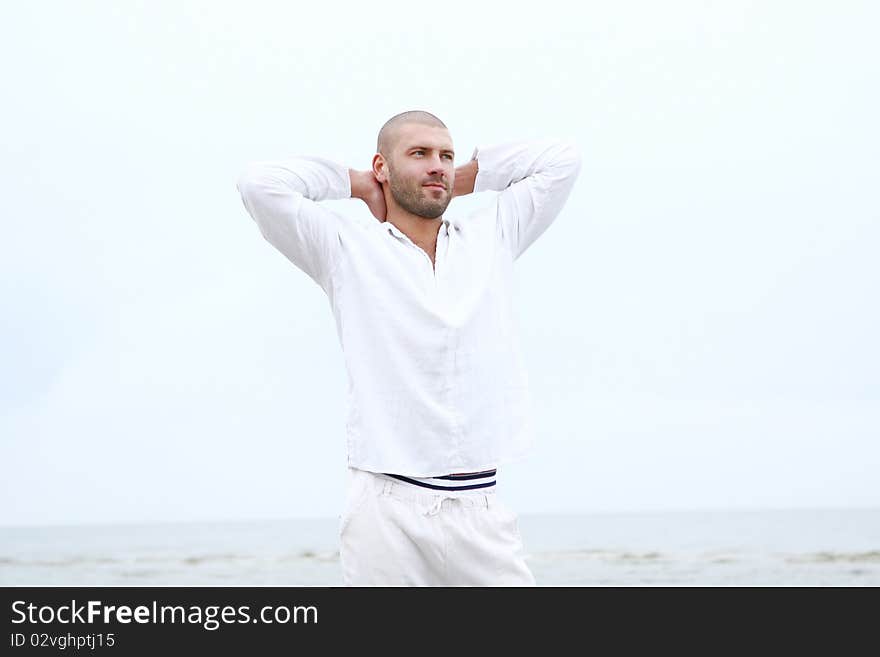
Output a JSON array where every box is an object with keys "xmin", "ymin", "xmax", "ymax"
[{"xmin": 387, "ymin": 164, "xmax": 451, "ymax": 220}]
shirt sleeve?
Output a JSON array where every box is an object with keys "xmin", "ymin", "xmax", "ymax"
[
  {"xmin": 236, "ymin": 155, "xmax": 351, "ymax": 293},
  {"xmin": 470, "ymin": 139, "xmax": 582, "ymax": 260}
]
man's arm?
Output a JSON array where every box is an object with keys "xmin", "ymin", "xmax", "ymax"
[
  {"xmin": 236, "ymin": 155, "xmax": 351, "ymax": 293},
  {"xmin": 469, "ymin": 140, "xmax": 582, "ymax": 260}
]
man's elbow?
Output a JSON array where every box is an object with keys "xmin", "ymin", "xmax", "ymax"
[
  {"xmin": 558, "ymin": 141, "xmax": 582, "ymax": 173},
  {"xmin": 544, "ymin": 140, "xmax": 582, "ymax": 184},
  {"xmin": 236, "ymin": 164, "xmax": 266, "ymax": 201},
  {"xmin": 235, "ymin": 165, "xmax": 280, "ymax": 235}
]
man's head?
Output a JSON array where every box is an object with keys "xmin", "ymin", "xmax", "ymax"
[{"xmin": 373, "ymin": 110, "xmax": 455, "ymax": 220}]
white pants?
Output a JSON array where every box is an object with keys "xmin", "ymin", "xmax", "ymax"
[{"xmin": 339, "ymin": 467, "xmax": 536, "ymax": 586}]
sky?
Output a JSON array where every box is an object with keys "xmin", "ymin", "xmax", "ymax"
[{"xmin": 1, "ymin": 1, "xmax": 878, "ymax": 527}]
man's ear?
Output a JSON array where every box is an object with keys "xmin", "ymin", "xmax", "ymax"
[{"xmin": 372, "ymin": 153, "xmax": 388, "ymax": 184}]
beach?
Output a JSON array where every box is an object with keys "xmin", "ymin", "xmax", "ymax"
[{"xmin": 2, "ymin": 508, "xmax": 878, "ymax": 586}]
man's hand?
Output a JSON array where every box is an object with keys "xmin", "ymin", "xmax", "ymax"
[
  {"xmin": 349, "ymin": 169, "xmax": 387, "ymax": 222},
  {"xmin": 452, "ymin": 159, "xmax": 478, "ymax": 198}
]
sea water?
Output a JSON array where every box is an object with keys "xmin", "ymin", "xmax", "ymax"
[{"xmin": 2, "ymin": 508, "xmax": 878, "ymax": 586}]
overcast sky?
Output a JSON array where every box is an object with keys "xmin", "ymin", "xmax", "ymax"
[{"xmin": 2, "ymin": 1, "xmax": 878, "ymax": 527}]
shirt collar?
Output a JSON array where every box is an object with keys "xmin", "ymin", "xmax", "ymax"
[{"xmin": 385, "ymin": 218, "xmax": 452, "ymax": 239}]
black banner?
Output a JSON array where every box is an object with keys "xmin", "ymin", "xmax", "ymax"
[{"xmin": 1, "ymin": 586, "xmax": 870, "ymax": 652}]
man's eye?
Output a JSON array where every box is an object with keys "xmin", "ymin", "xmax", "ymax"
[{"xmin": 412, "ymin": 151, "xmax": 452, "ymax": 160}]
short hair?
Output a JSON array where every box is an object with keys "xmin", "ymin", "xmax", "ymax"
[{"xmin": 377, "ymin": 110, "xmax": 448, "ymax": 159}]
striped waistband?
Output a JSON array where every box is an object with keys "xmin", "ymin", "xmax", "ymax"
[{"xmin": 381, "ymin": 469, "xmax": 497, "ymax": 492}]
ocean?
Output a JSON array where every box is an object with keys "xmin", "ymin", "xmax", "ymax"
[{"xmin": 2, "ymin": 508, "xmax": 878, "ymax": 586}]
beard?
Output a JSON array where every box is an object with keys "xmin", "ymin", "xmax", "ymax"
[{"xmin": 387, "ymin": 164, "xmax": 451, "ymax": 219}]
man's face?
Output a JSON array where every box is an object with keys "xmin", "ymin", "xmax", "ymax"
[{"xmin": 382, "ymin": 124, "xmax": 455, "ymax": 219}]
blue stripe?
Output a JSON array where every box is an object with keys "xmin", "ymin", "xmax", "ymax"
[
  {"xmin": 433, "ymin": 470, "xmax": 497, "ymax": 481},
  {"xmin": 384, "ymin": 474, "xmax": 496, "ymax": 491}
]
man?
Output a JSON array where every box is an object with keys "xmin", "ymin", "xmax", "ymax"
[{"xmin": 236, "ymin": 110, "xmax": 581, "ymax": 585}]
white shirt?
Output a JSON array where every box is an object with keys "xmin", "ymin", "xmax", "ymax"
[{"xmin": 236, "ymin": 139, "xmax": 582, "ymax": 476}]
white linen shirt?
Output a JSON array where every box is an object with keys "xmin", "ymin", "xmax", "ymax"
[{"xmin": 236, "ymin": 139, "xmax": 582, "ymax": 476}]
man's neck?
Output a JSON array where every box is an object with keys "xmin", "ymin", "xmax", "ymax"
[{"xmin": 387, "ymin": 211, "xmax": 443, "ymax": 248}]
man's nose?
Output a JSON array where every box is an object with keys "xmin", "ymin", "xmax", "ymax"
[{"xmin": 426, "ymin": 154, "xmax": 447, "ymax": 173}]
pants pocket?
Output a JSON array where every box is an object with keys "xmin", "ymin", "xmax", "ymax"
[{"xmin": 490, "ymin": 496, "xmax": 524, "ymax": 544}]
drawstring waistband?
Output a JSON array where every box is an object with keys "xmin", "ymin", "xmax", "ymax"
[
  {"xmin": 378, "ymin": 478, "xmax": 493, "ymax": 516},
  {"xmin": 381, "ymin": 468, "xmax": 497, "ymax": 492}
]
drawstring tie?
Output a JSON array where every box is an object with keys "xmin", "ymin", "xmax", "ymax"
[{"xmin": 424, "ymin": 497, "xmax": 444, "ymax": 517}]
